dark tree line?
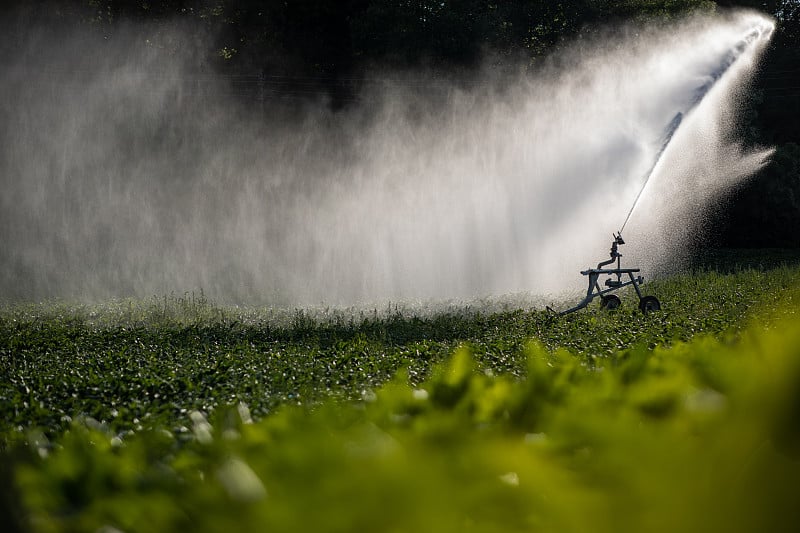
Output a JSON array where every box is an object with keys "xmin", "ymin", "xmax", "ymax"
[
  {"xmin": 4, "ymin": 0, "xmax": 800, "ymax": 247},
  {"xmin": 8, "ymin": 2, "xmax": 736, "ymax": 72}
]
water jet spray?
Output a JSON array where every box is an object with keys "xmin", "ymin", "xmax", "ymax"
[{"xmin": 619, "ymin": 21, "xmax": 774, "ymax": 237}]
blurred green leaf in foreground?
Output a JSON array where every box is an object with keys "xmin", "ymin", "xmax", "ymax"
[{"xmin": 7, "ymin": 306, "xmax": 800, "ymax": 532}]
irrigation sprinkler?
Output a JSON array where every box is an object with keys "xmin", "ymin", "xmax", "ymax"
[
  {"xmin": 548, "ymin": 233, "xmax": 660, "ymax": 316},
  {"xmin": 547, "ymin": 22, "xmax": 773, "ymax": 316}
]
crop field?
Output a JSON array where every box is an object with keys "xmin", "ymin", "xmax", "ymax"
[{"xmin": 2, "ymin": 265, "xmax": 800, "ymax": 533}]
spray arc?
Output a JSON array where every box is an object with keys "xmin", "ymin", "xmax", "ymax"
[
  {"xmin": 553, "ymin": 21, "xmax": 773, "ymax": 316},
  {"xmin": 0, "ymin": 12, "xmax": 775, "ymax": 305}
]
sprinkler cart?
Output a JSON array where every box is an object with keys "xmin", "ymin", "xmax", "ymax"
[
  {"xmin": 550, "ymin": 233, "xmax": 660, "ymax": 315},
  {"xmin": 545, "ymin": 23, "xmax": 775, "ymax": 317}
]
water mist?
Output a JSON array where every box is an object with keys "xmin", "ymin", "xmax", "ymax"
[{"xmin": 0, "ymin": 11, "xmax": 775, "ymax": 306}]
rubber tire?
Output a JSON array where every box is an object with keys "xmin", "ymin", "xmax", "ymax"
[
  {"xmin": 639, "ymin": 296, "xmax": 661, "ymax": 314},
  {"xmin": 601, "ymin": 295, "xmax": 621, "ymax": 310}
]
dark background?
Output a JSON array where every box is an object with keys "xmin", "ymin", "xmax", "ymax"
[{"xmin": 3, "ymin": 0, "xmax": 799, "ymax": 248}]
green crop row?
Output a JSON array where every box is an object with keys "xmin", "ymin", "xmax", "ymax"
[
  {"xmin": 1, "ymin": 266, "xmax": 800, "ymax": 532},
  {"xmin": 2, "ymin": 267, "xmax": 798, "ymax": 442},
  {"xmin": 3, "ymin": 302, "xmax": 800, "ymax": 532}
]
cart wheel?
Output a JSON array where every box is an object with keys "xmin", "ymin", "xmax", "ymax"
[
  {"xmin": 601, "ymin": 295, "xmax": 621, "ymax": 310},
  {"xmin": 639, "ymin": 296, "xmax": 661, "ymax": 314}
]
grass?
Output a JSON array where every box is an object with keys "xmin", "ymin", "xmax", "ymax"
[{"xmin": 1, "ymin": 265, "xmax": 800, "ymax": 532}]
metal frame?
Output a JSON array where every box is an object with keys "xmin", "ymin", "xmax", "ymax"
[{"xmin": 549, "ymin": 234, "xmax": 646, "ymax": 316}]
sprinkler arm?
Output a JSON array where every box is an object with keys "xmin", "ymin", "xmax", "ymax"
[{"xmin": 596, "ymin": 233, "xmax": 625, "ymax": 270}]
